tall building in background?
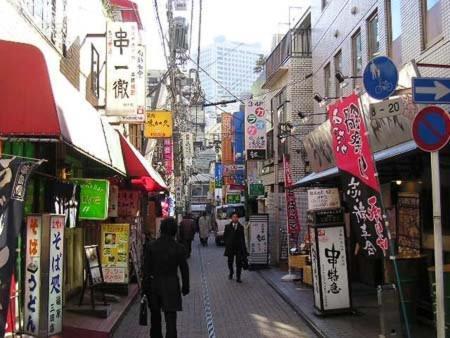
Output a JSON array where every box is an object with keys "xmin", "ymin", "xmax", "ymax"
[{"xmin": 195, "ymin": 36, "xmax": 262, "ymax": 123}]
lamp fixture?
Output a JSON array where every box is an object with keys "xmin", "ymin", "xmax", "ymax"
[
  {"xmin": 335, "ymin": 71, "xmax": 362, "ymax": 88},
  {"xmin": 297, "ymin": 111, "xmax": 328, "ymax": 119},
  {"xmin": 313, "ymin": 93, "xmax": 340, "ymax": 107}
]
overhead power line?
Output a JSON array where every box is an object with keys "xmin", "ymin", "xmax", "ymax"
[{"xmin": 153, "ymin": 0, "xmax": 170, "ymax": 68}]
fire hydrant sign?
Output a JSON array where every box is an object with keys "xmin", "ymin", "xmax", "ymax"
[
  {"xmin": 101, "ymin": 224, "xmax": 130, "ymax": 283},
  {"xmin": 71, "ymin": 179, "xmax": 110, "ymax": 220},
  {"xmin": 48, "ymin": 215, "xmax": 65, "ymax": 335},
  {"xmin": 24, "ymin": 215, "xmax": 42, "ymax": 335}
]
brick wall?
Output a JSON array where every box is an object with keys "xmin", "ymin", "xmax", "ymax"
[{"xmin": 60, "ymin": 38, "xmax": 81, "ymax": 90}]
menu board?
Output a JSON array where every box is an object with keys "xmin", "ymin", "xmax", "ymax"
[
  {"xmin": 84, "ymin": 245, "xmax": 103, "ymax": 286},
  {"xmin": 397, "ymin": 193, "xmax": 420, "ymax": 256},
  {"xmin": 71, "ymin": 179, "xmax": 110, "ymax": 220},
  {"xmin": 248, "ymin": 214, "xmax": 269, "ymax": 266},
  {"xmin": 101, "ymin": 224, "xmax": 130, "ymax": 283}
]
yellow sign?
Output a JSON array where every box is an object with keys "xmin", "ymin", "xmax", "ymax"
[
  {"xmin": 144, "ymin": 111, "xmax": 173, "ymax": 138},
  {"xmin": 101, "ymin": 224, "xmax": 130, "ymax": 283}
]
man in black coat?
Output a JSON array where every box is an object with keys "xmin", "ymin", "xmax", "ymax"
[
  {"xmin": 143, "ymin": 217, "xmax": 189, "ymax": 338},
  {"xmin": 223, "ymin": 212, "xmax": 248, "ymax": 283}
]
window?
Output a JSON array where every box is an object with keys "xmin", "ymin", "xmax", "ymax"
[
  {"xmin": 324, "ymin": 63, "xmax": 331, "ymax": 97},
  {"xmin": 367, "ymin": 12, "xmax": 379, "ymax": 59},
  {"xmin": 334, "ymin": 50, "xmax": 342, "ymax": 97},
  {"xmin": 352, "ymin": 30, "xmax": 362, "ymax": 84},
  {"xmin": 91, "ymin": 44, "xmax": 100, "ymax": 98},
  {"xmin": 422, "ymin": 0, "xmax": 442, "ymax": 47},
  {"xmin": 388, "ymin": 0, "xmax": 402, "ymax": 66}
]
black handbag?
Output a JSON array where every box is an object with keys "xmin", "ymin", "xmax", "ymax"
[
  {"xmin": 139, "ymin": 294, "xmax": 148, "ymax": 326},
  {"xmin": 241, "ymin": 255, "xmax": 249, "ymax": 270}
]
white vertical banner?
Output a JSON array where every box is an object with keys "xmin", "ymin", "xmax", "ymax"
[
  {"xmin": 245, "ymin": 99, "xmax": 266, "ymax": 160},
  {"xmin": 24, "ymin": 215, "xmax": 42, "ymax": 335},
  {"xmin": 106, "ymin": 21, "xmax": 138, "ymax": 116},
  {"xmin": 48, "ymin": 215, "xmax": 65, "ymax": 335}
]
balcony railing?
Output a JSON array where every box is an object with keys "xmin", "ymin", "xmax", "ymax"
[{"xmin": 265, "ymin": 28, "xmax": 311, "ymax": 80}]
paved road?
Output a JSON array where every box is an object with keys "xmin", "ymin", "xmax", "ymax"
[{"xmin": 113, "ymin": 237, "xmax": 316, "ymax": 338}]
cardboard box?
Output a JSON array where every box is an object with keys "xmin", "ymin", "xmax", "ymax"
[
  {"xmin": 288, "ymin": 254, "xmax": 309, "ymax": 269},
  {"xmin": 303, "ymin": 265, "xmax": 313, "ymax": 286}
]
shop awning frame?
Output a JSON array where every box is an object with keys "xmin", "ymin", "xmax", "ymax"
[{"xmin": 294, "ymin": 140, "xmax": 418, "ymax": 187}]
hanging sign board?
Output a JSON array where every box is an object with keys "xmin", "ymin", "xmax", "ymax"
[
  {"xmin": 24, "ymin": 215, "xmax": 42, "ymax": 336},
  {"xmin": 307, "ymin": 188, "xmax": 340, "ymax": 211},
  {"xmin": 245, "ymin": 100, "xmax": 266, "ymax": 160},
  {"xmin": 144, "ymin": 111, "xmax": 173, "ymax": 138},
  {"xmin": 71, "ymin": 179, "xmax": 110, "ymax": 220},
  {"xmin": 106, "ymin": 21, "xmax": 138, "ymax": 116},
  {"xmin": 101, "ymin": 224, "xmax": 130, "ymax": 283}
]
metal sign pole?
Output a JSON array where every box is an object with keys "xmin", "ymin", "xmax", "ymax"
[{"xmin": 431, "ymin": 151, "xmax": 445, "ymax": 338}]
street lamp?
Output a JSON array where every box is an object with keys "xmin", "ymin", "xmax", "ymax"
[{"xmin": 335, "ymin": 71, "xmax": 362, "ymax": 88}]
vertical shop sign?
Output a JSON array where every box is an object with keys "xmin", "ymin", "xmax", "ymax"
[
  {"xmin": 24, "ymin": 215, "xmax": 42, "ymax": 335},
  {"xmin": 0, "ymin": 157, "xmax": 42, "ymax": 337},
  {"xmin": 46, "ymin": 181, "xmax": 80, "ymax": 228},
  {"xmin": 214, "ymin": 162, "xmax": 223, "ymax": 188},
  {"xmin": 328, "ymin": 93, "xmax": 388, "ymax": 257},
  {"xmin": 106, "ymin": 21, "xmax": 138, "ymax": 116},
  {"xmin": 108, "ymin": 185, "xmax": 119, "ymax": 217},
  {"xmin": 245, "ymin": 100, "xmax": 266, "ymax": 160},
  {"xmin": 48, "ymin": 215, "xmax": 64, "ymax": 335},
  {"xmin": 101, "ymin": 224, "xmax": 130, "ymax": 283},
  {"xmin": 316, "ymin": 226, "xmax": 350, "ymax": 310},
  {"xmin": 163, "ymin": 139, "xmax": 174, "ymax": 175},
  {"xmin": 221, "ymin": 113, "xmax": 234, "ymax": 164},
  {"xmin": 283, "ymin": 155, "xmax": 301, "ymax": 235},
  {"xmin": 248, "ymin": 214, "xmax": 269, "ymax": 264}
]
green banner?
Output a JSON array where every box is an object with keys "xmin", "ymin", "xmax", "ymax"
[
  {"xmin": 72, "ymin": 179, "xmax": 110, "ymax": 220},
  {"xmin": 226, "ymin": 193, "xmax": 241, "ymax": 204},
  {"xmin": 249, "ymin": 184, "xmax": 264, "ymax": 197}
]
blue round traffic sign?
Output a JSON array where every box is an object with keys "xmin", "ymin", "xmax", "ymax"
[
  {"xmin": 363, "ymin": 56, "xmax": 398, "ymax": 100},
  {"xmin": 412, "ymin": 106, "xmax": 450, "ymax": 152}
]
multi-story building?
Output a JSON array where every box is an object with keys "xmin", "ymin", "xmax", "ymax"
[
  {"xmin": 196, "ymin": 36, "xmax": 262, "ymax": 103},
  {"xmin": 257, "ymin": 9, "xmax": 313, "ymax": 264}
]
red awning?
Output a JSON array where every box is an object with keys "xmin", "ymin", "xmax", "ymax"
[
  {"xmin": 110, "ymin": 0, "xmax": 143, "ymax": 30},
  {"xmin": 118, "ymin": 132, "xmax": 167, "ymax": 192},
  {"xmin": 0, "ymin": 40, "xmax": 60, "ymax": 137}
]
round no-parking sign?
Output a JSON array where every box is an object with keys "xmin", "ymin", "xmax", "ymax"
[{"xmin": 412, "ymin": 106, "xmax": 450, "ymax": 152}]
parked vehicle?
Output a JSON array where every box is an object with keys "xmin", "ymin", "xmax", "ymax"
[{"xmin": 213, "ymin": 204, "xmax": 246, "ymax": 245}]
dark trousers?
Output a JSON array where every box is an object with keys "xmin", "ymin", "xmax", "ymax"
[
  {"xmin": 227, "ymin": 253, "xmax": 242, "ymax": 278},
  {"xmin": 200, "ymin": 237, "xmax": 208, "ymax": 246},
  {"xmin": 182, "ymin": 240, "xmax": 192, "ymax": 257},
  {"xmin": 149, "ymin": 295, "xmax": 177, "ymax": 338}
]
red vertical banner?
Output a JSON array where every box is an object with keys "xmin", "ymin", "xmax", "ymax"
[
  {"xmin": 283, "ymin": 154, "xmax": 301, "ymax": 235},
  {"xmin": 328, "ymin": 93, "xmax": 388, "ymax": 257},
  {"xmin": 163, "ymin": 139, "xmax": 173, "ymax": 175}
]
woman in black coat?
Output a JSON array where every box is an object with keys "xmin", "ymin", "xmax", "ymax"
[{"xmin": 143, "ymin": 217, "xmax": 189, "ymax": 338}]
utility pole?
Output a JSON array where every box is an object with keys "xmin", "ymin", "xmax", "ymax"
[{"xmin": 272, "ymin": 104, "xmax": 280, "ymax": 265}]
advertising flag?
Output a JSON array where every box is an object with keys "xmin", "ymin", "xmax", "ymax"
[
  {"xmin": 0, "ymin": 157, "xmax": 42, "ymax": 336},
  {"xmin": 328, "ymin": 93, "xmax": 388, "ymax": 257}
]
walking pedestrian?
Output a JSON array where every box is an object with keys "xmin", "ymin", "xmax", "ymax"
[
  {"xmin": 198, "ymin": 212, "xmax": 211, "ymax": 246},
  {"xmin": 179, "ymin": 214, "xmax": 195, "ymax": 257},
  {"xmin": 223, "ymin": 212, "xmax": 248, "ymax": 283},
  {"xmin": 143, "ymin": 217, "xmax": 189, "ymax": 338}
]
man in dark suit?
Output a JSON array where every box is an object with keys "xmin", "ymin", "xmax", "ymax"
[
  {"xmin": 143, "ymin": 217, "xmax": 189, "ymax": 338},
  {"xmin": 223, "ymin": 212, "xmax": 248, "ymax": 283}
]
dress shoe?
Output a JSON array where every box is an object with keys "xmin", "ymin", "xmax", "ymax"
[
  {"xmin": 228, "ymin": 274, "xmax": 233, "ymax": 280},
  {"xmin": 236, "ymin": 278, "xmax": 242, "ymax": 283}
]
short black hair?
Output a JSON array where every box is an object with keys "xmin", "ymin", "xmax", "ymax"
[
  {"xmin": 160, "ymin": 217, "xmax": 178, "ymax": 236},
  {"xmin": 231, "ymin": 212, "xmax": 239, "ymax": 218}
]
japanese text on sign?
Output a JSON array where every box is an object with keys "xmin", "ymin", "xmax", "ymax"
[
  {"xmin": 144, "ymin": 111, "xmax": 173, "ymax": 138},
  {"xmin": 106, "ymin": 22, "xmax": 138, "ymax": 116},
  {"xmin": 24, "ymin": 216, "xmax": 42, "ymax": 335},
  {"xmin": 48, "ymin": 215, "xmax": 65, "ymax": 335},
  {"xmin": 245, "ymin": 100, "xmax": 266, "ymax": 159}
]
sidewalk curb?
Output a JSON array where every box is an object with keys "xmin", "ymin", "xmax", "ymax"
[{"xmin": 258, "ymin": 270, "xmax": 328, "ymax": 338}]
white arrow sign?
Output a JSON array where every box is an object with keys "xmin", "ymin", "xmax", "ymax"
[{"xmin": 415, "ymin": 81, "xmax": 450, "ymax": 100}]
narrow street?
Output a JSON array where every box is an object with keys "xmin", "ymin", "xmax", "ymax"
[{"xmin": 113, "ymin": 237, "xmax": 316, "ymax": 338}]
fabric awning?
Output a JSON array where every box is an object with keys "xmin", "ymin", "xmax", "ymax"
[
  {"xmin": 0, "ymin": 40, "xmax": 126, "ymax": 175},
  {"xmin": 118, "ymin": 133, "xmax": 167, "ymax": 191},
  {"xmin": 110, "ymin": 0, "xmax": 143, "ymax": 29},
  {"xmin": 294, "ymin": 140, "xmax": 418, "ymax": 187}
]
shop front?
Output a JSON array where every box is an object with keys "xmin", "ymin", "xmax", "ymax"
[
  {"xmin": 0, "ymin": 39, "xmax": 167, "ymax": 336},
  {"xmin": 294, "ymin": 81, "xmax": 448, "ymax": 328}
]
